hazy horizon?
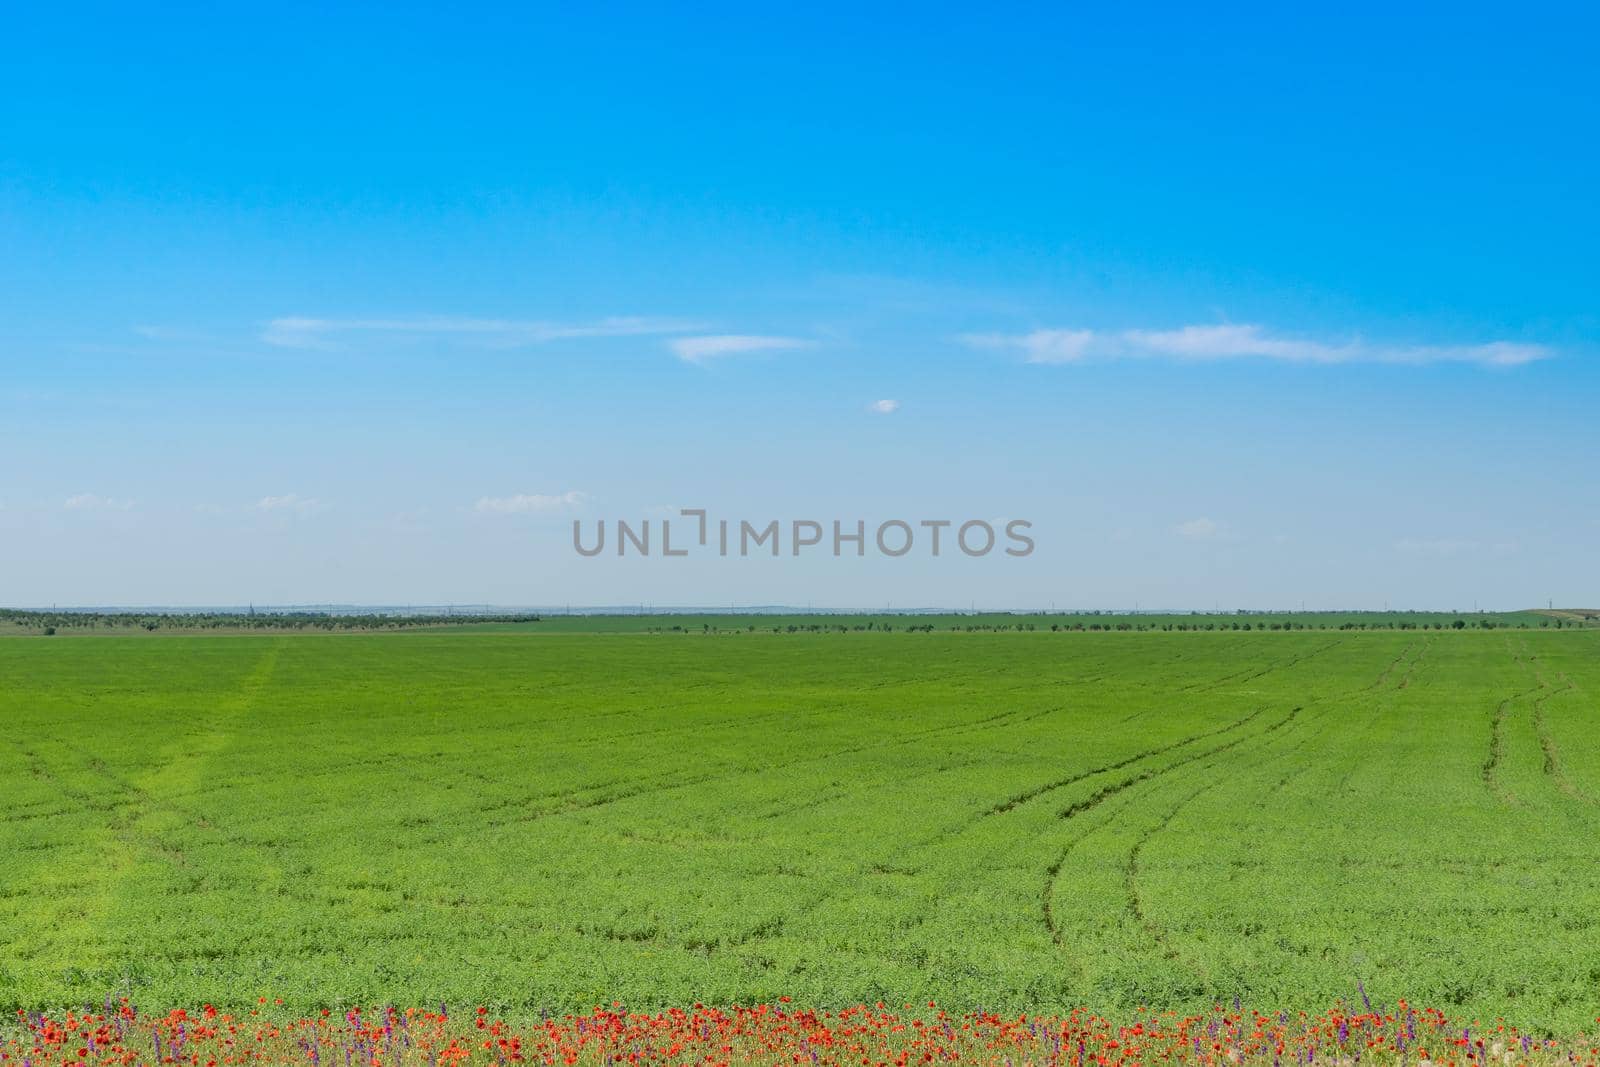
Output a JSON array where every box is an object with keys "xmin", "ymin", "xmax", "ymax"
[{"xmin": 2, "ymin": 602, "xmax": 1577, "ymax": 616}]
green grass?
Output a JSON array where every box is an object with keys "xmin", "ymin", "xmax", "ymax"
[{"xmin": 2, "ymin": 629, "xmax": 1598, "ymax": 1029}]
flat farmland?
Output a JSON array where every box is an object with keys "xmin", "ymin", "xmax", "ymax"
[{"xmin": 2, "ymin": 630, "xmax": 1598, "ymax": 1029}]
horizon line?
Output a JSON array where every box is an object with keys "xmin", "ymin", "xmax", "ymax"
[{"xmin": 1, "ymin": 603, "xmax": 1569, "ymax": 617}]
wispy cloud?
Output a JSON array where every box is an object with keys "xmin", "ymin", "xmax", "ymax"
[
  {"xmin": 255, "ymin": 493, "xmax": 321, "ymax": 515},
  {"xmin": 64, "ymin": 493, "xmax": 134, "ymax": 511},
  {"xmin": 968, "ymin": 329, "xmax": 1096, "ymax": 364},
  {"xmin": 1176, "ymin": 517, "xmax": 1224, "ymax": 540},
  {"xmin": 474, "ymin": 491, "xmax": 588, "ymax": 515},
  {"xmin": 868, "ymin": 398, "xmax": 901, "ymax": 414},
  {"xmin": 262, "ymin": 316, "xmax": 701, "ymax": 349},
  {"xmin": 964, "ymin": 324, "xmax": 1549, "ymax": 367},
  {"xmin": 669, "ymin": 334, "xmax": 812, "ymax": 363}
]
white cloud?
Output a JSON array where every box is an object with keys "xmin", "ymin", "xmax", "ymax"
[
  {"xmin": 64, "ymin": 493, "xmax": 134, "ymax": 511},
  {"xmin": 255, "ymin": 493, "xmax": 321, "ymax": 514},
  {"xmin": 1176, "ymin": 517, "xmax": 1223, "ymax": 540},
  {"xmin": 964, "ymin": 323, "xmax": 1549, "ymax": 368},
  {"xmin": 474, "ymin": 491, "xmax": 588, "ymax": 515},
  {"xmin": 868, "ymin": 398, "xmax": 900, "ymax": 414},
  {"xmin": 964, "ymin": 328, "xmax": 1096, "ymax": 364},
  {"xmin": 669, "ymin": 334, "xmax": 812, "ymax": 363},
  {"xmin": 262, "ymin": 316, "xmax": 701, "ymax": 349}
]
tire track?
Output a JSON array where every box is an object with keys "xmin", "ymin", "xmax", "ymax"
[
  {"xmin": 502, "ymin": 697, "xmax": 1089, "ymax": 954},
  {"xmin": 1480, "ymin": 636, "xmax": 1558, "ymax": 805},
  {"xmin": 368, "ymin": 644, "xmax": 1287, "ymax": 829},
  {"xmin": 1003, "ymin": 635, "xmax": 1394, "ymax": 824},
  {"xmin": 1120, "ymin": 704, "xmax": 1330, "ymax": 973},
  {"xmin": 1329, "ymin": 639, "xmax": 1431, "ymax": 794},
  {"xmin": 1042, "ymin": 638, "xmax": 1415, "ymax": 948},
  {"xmin": 1516, "ymin": 640, "xmax": 1594, "ymax": 805},
  {"xmin": 504, "ymin": 695, "xmax": 1071, "ymax": 825},
  {"xmin": 1, "ymin": 640, "xmax": 286, "ymax": 948},
  {"xmin": 472, "ymin": 656, "xmax": 1114, "ymax": 821},
  {"xmin": 985, "ymin": 705, "xmax": 1270, "ymax": 817},
  {"xmin": 1179, "ymin": 637, "xmax": 1344, "ymax": 694},
  {"xmin": 1482, "ymin": 685, "xmax": 1545, "ymax": 806},
  {"xmin": 1041, "ymin": 703, "xmax": 1306, "ymax": 943},
  {"xmin": 1364, "ymin": 638, "xmax": 1423, "ymax": 692},
  {"xmin": 1534, "ymin": 674, "xmax": 1592, "ymax": 803},
  {"xmin": 732, "ymin": 650, "xmax": 1361, "ymax": 943}
]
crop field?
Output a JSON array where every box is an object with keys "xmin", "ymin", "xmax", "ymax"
[{"xmin": 3, "ymin": 628, "xmax": 1600, "ymax": 1033}]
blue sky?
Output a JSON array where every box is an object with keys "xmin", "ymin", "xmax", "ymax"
[{"xmin": 2, "ymin": 4, "xmax": 1596, "ymax": 609}]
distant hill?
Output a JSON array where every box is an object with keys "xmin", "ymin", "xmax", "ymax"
[{"xmin": 1537, "ymin": 607, "xmax": 1600, "ymax": 623}]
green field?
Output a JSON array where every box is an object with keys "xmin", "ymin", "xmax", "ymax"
[{"xmin": 3, "ymin": 629, "xmax": 1599, "ymax": 1029}]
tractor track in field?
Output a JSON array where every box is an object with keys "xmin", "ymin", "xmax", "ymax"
[
  {"xmin": 1173, "ymin": 647, "xmax": 1299, "ymax": 694},
  {"xmin": 1120, "ymin": 700, "xmax": 1335, "ymax": 975},
  {"xmin": 742, "ymin": 716, "xmax": 1069, "ymax": 821},
  {"xmin": 1327, "ymin": 639, "xmax": 1431, "ymax": 794},
  {"xmin": 500, "ymin": 696, "xmax": 1075, "ymax": 825},
  {"xmin": 761, "ymin": 680, "xmax": 1334, "ymax": 933},
  {"xmin": 1124, "ymin": 778, "xmax": 1223, "ymax": 970},
  {"xmin": 649, "ymin": 639, "xmax": 1414, "ymax": 838},
  {"xmin": 1483, "ymin": 689, "xmax": 1546, "ymax": 806},
  {"xmin": 4, "ymin": 641, "xmax": 287, "ymax": 890},
  {"xmin": 2, "ymin": 740, "xmax": 125, "ymax": 821},
  {"xmin": 1041, "ymin": 703, "xmax": 1307, "ymax": 945},
  {"xmin": 771, "ymin": 701, "xmax": 1327, "ymax": 955},
  {"xmin": 732, "ymin": 676, "xmax": 1326, "ymax": 933},
  {"xmin": 1257, "ymin": 681, "xmax": 1376, "ymax": 807},
  {"xmin": 1119, "ymin": 672, "xmax": 1435, "ymax": 973},
  {"xmin": 461, "ymin": 657, "xmax": 1132, "ymax": 822},
  {"xmin": 556, "ymin": 652, "xmax": 1228, "ymax": 825},
  {"xmin": 1398, "ymin": 636, "xmax": 1429, "ymax": 687},
  {"xmin": 6, "ymin": 641, "xmax": 286, "ymax": 826},
  {"xmin": 447, "ymin": 702, "xmax": 807, "ymax": 802},
  {"xmin": 984, "ymin": 706, "xmax": 1269, "ymax": 817},
  {"xmin": 484, "ymin": 706, "xmax": 1029, "ymax": 817},
  {"xmin": 443, "ymin": 691, "xmax": 1079, "ymax": 952},
  {"xmin": 1535, "ymin": 675, "xmax": 1593, "ymax": 804},
  {"xmin": 683, "ymin": 645, "xmax": 1369, "ymax": 940},
  {"xmin": 1110, "ymin": 645, "xmax": 1330, "ymax": 725},
  {"xmin": 1179, "ymin": 637, "xmax": 1344, "ymax": 694},
  {"xmin": 1042, "ymin": 641, "xmax": 1417, "ymax": 948},
  {"xmin": 1516, "ymin": 641, "xmax": 1593, "ymax": 805},
  {"xmin": 1365, "ymin": 638, "xmax": 1424, "ymax": 691},
  {"xmin": 1479, "ymin": 637, "xmax": 1553, "ymax": 805},
  {"xmin": 991, "ymin": 637, "xmax": 1410, "ymax": 824}
]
